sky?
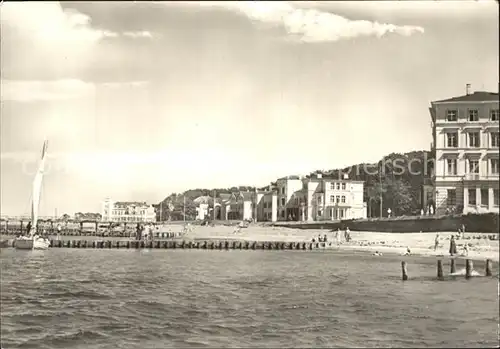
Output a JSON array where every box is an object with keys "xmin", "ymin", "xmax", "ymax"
[{"xmin": 0, "ymin": 1, "xmax": 498, "ymax": 216}]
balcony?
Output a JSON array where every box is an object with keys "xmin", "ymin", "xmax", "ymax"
[{"xmin": 462, "ymin": 173, "xmax": 499, "ymax": 181}]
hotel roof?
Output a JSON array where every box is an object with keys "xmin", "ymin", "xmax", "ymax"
[{"xmin": 432, "ymin": 91, "xmax": 499, "ymax": 103}]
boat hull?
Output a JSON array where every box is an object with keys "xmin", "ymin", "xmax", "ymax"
[{"xmin": 14, "ymin": 236, "xmax": 50, "ymax": 250}]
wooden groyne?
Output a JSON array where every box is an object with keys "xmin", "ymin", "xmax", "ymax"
[
  {"xmin": 401, "ymin": 258, "xmax": 496, "ymax": 281},
  {"xmin": 0, "ymin": 239, "xmax": 337, "ymax": 250}
]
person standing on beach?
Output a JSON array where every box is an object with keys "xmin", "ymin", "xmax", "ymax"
[
  {"xmin": 26, "ymin": 221, "xmax": 32, "ymax": 235},
  {"xmin": 434, "ymin": 233, "xmax": 439, "ymax": 251},
  {"xmin": 136, "ymin": 223, "xmax": 142, "ymax": 241},
  {"xmin": 449, "ymin": 235, "xmax": 457, "ymax": 256}
]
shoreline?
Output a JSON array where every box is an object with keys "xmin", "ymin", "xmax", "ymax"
[{"xmin": 2, "ymin": 224, "xmax": 498, "ymax": 264}]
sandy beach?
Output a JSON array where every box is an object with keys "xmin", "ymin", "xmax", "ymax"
[{"xmin": 157, "ymin": 223, "xmax": 500, "ymax": 263}]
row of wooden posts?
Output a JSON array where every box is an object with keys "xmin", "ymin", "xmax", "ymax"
[{"xmin": 401, "ymin": 259, "xmax": 493, "ymax": 280}]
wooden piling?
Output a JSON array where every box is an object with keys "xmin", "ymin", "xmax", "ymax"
[
  {"xmin": 450, "ymin": 258, "xmax": 456, "ymax": 274},
  {"xmin": 465, "ymin": 259, "xmax": 473, "ymax": 279},
  {"xmin": 485, "ymin": 259, "xmax": 492, "ymax": 277},
  {"xmin": 401, "ymin": 261, "xmax": 408, "ymax": 281},
  {"xmin": 437, "ymin": 260, "xmax": 444, "ymax": 280}
]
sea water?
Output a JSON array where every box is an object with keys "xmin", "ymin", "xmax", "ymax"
[{"xmin": 1, "ymin": 249, "xmax": 498, "ymax": 348}]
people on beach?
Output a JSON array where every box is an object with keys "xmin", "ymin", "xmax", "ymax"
[
  {"xmin": 136, "ymin": 223, "xmax": 143, "ymax": 241},
  {"xmin": 449, "ymin": 235, "xmax": 457, "ymax": 256},
  {"xmin": 462, "ymin": 243, "xmax": 469, "ymax": 256},
  {"xmin": 434, "ymin": 233, "xmax": 439, "ymax": 251},
  {"xmin": 26, "ymin": 221, "xmax": 32, "ymax": 235},
  {"xmin": 344, "ymin": 228, "xmax": 351, "ymax": 242},
  {"xmin": 404, "ymin": 246, "xmax": 411, "ymax": 256}
]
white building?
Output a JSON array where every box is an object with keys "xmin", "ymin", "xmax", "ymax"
[
  {"xmin": 254, "ymin": 174, "xmax": 367, "ymax": 222},
  {"xmin": 305, "ymin": 173, "xmax": 367, "ymax": 221},
  {"xmin": 101, "ymin": 198, "xmax": 156, "ymax": 222},
  {"xmin": 429, "ymin": 89, "xmax": 499, "ymax": 215}
]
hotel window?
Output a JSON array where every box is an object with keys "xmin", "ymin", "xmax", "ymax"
[
  {"xmin": 336, "ymin": 195, "xmax": 340, "ymax": 203},
  {"xmin": 446, "ymin": 132, "xmax": 458, "ymax": 147},
  {"xmin": 317, "ymin": 209, "xmax": 323, "ymax": 217},
  {"xmin": 330, "ymin": 183, "xmax": 335, "ymax": 190},
  {"xmin": 330, "ymin": 195, "xmax": 335, "ymax": 203},
  {"xmin": 341, "ymin": 195, "xmax": 346, "ymax": 203},
  {"xmin": 281, "ymin": 198, "xmax": 286, "ymax": 206},
  {"xmin": 446, "ymin": 158, "xmax": 457, "ymax": 175},
  {"xmin": 281, "ymin": 188, "xmax": 285, "ymax": 195},
  {"xmin": 468, "ymin": 132, "xmax": 480, "ymax": 148},
  {"xmin": 491, "ymin": 132, "xmax": 499, "ymax": 147},
  {"xmin": 494, "ymin": 189, "xmax": 499, "ymax": 206},
  {"xmin": 481, "ymin": 188, "xmax": 489, "ymax": 206},
  {"xmin": 317, "ymin": 196, "xmax": 322, "ymax": 204},
  {"xmin": 490, "ymin": 109, "xmax": 499, "ymax": 122},
  {"xmin": 336, "ymin": 183, "xmax": 340, "ymax": 190},
  {"xmin": 341, "ymin": 183, "xmax": 346, "ymax": 190},
  {"xmin": 468, "ymin": 109, "xmax": 479, "ymax": 122},
  {"xmin": 468, "ymin": 159, "xmax": 479, "ymax": 174},
  {"xmin": 468, "ymin": 189, "xmax": 476, "ymax": 206},
  {"xmin": 491, "ymin": 159, "xmax": 499, "ymax": 175},
  {"xmin": 446, "ymin": 110, "xmax": 458, "ymax": 122},
  {"xmin": 339, "ymin": 209, "xmax": 344, "ymax": 219},
  {"xmin": 446, "ymin": 189, "xmax": 456, "ymax": 206}
]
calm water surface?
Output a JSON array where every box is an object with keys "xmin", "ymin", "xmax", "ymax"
[{"xmin": 1, "ymin": 249, "xmax": 498, "ymax": 348}]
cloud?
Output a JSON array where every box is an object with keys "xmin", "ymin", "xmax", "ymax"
[
  {"xmin": 123, "ymin": 31, "xmax": 153, "ymax": 39},
  {"xmin": 177, "ymin": 1, "xmax": 424, "ymax": 42},
  {"xmin": 0, "ymin": 2, "xmax": 154, "ymax": 81},
  {"xmin": 1, "ymin": 2, "xmax": 117, "ymax": 49}
]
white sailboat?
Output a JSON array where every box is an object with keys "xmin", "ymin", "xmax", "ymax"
[{"xmin": 14, "ymin": 140, "xmax": 51, "ymax": 250}]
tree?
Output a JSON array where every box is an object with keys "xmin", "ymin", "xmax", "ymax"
[{"xmin": 384, "ymin": 179, "xmax": 416, "ymax": 216}]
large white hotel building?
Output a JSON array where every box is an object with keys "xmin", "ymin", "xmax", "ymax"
[{"xmin": 429, "ymin": 88, "xmax": 499, "ymax": 215}]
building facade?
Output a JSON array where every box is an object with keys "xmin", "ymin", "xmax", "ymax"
[
  {"xmin": 219, "ymin": 192, "xmax": 254, "ymax": 221},
  {"xmin": 429, "ymin": 90, "xmax": 499, "ymax": 215},
  {"xmin": 101, "ymin": 198, "xmax": 156, "ymax": 222},
  {"xmin": 305, "ymin": 173, "xmax": 367, "ymax": 221}
]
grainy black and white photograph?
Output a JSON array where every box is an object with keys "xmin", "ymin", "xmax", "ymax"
[{"xmin": 0, "ymin": 1, "xmax": 499, "ymax": 348}]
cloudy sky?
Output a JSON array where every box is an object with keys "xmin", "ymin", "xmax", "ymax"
[{"xmin": 1, "ymin": 1, "xmax": 498, "ymax": 216}]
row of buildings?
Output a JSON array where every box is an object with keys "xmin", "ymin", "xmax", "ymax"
[
  {"xmin": 99, "ymin": 86, "xmax": 499, "ymax": 223},
  {"xmin": 194, "ymin": 174, "xmax": 366, "ymax": 223}
]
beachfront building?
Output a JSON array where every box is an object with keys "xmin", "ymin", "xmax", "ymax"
[
  {"xmin": 193, "ymin": 196, "xmax": 212, "ymax": 220},
  {"xmin": 219, "ymin": 191, "xmax": 254, "ymax": 221},
  {"xmin": 429, "ymin": 88, "xmax": 499, "ymax": 215},
  {"xmin": 255, "ymin": 189, "xmax": 278, "ymax": 222},
  {"xmin": 305, "ymin": 173, "xmax": 367, "ymax": 221},
  {"xmin": 101, "ymin": 198, "xmax": 156, "ymax": 222},
  {"xmin": 275, "ymin": 176, "xmax": 305, "ymax": 221}
]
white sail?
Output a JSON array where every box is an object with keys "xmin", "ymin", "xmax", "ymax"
[
  {"xmin": 31, "ymin": 140, "xmax": 48, "ymax": 235},
  {"xmin": 15, "ymin": 140, "xmax": 50, "ymax": 250}
]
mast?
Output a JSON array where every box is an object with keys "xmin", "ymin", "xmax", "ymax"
[
  {"xmin": 183, "ymin": 195, "xmax": 186, "ymax": 222},
  {"xmin": 31, "ymin": 140, "xmax": 48, "ymax": 236}
]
